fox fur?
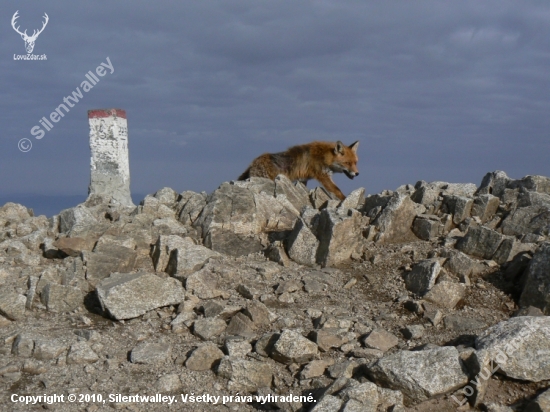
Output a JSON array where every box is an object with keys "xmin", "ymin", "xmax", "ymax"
[{"xmin": 238, "ymin": 140, "xmax": 359, "ymax": 200}]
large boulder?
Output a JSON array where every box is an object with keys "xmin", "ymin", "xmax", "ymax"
[
  {"xmin": 316, "ymin": 208, "xmax": 363, "ymax": 266},
  {"xmin": 96, "ymin": 272, "xmax": 185, "ymax": 320},
  {"xmin": 519, "ymin": 243, "xmax": 550, "ymax": 314},
  {"xmin": 83, "ymin": 243, "xmax": 137, "ymax": 287},
  {"xmin": 500, "ymin": 206, "xmax": 550, "ymax": 237},
  {"xmin": 456, "ymin": 225, "xmax": 504, "ymax": 260},
  {"xmin": 366, "ymin": 346, "xmax": 469, "ymax": 403},
  {"xmin": 475, "ymin": 316, "xmax": 550, "ymax": 382},
  {"xmin": 194, "ymin": 181, "xmax": 299, "ymax": 256},
  {"xmin": 370, "ymin": 193, "xmax": 425, "ymax": 243}
]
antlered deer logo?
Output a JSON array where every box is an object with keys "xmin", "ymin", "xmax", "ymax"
[{"xmin": 11, "ymin": 11, "xmax": 49, "ymax": 54}]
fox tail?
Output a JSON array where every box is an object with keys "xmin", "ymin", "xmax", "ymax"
[{"xmin": 238, "ymin": 167, "xmax": 250, "ymax": 181}]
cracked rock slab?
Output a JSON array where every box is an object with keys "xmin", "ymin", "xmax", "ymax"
[
  {"xmin": 96, "ymin": 272, "xmax": 185, "ymax": 320},
  {"xmin": 366, "ymin": 346, "xmax": 469, "ymax": 403}
]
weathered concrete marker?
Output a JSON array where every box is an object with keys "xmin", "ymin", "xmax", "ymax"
[{"xmin": 88, "ymin": 109, "xmax": 134, "ymax": 206}]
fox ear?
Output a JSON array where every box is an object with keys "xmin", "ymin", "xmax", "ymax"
[
  {"xmin": 349, "ymin": 141, "xmax": 359, "ymax": 153},
  {"xmin": 335, "ymin": 141, "xmax": 345, "ymax": 155}
]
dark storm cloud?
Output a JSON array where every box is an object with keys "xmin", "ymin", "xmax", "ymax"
[{"xmin": 1, "ymin": 1, "xmax": 549, "ymax": 215}]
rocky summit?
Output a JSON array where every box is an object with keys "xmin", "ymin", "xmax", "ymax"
[{"xmin": 1, "ymin": 170, "xmax": 550, "ymax": 411}]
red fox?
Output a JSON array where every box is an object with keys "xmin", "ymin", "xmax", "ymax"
[{"xmin": 238, "ymin": 141, "xmax": 359, "ymax": 200}]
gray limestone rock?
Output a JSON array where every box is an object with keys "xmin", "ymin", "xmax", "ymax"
[
  {"xmin": 316, "ymin": 208, "xmax": 363, "ymax": 266},
  {"xmin": 270, "ymin": 329, "xmax": 319, "ymax": 365},
  {"xmin": 96, "ymin": 272, "xmax": 185, "ymax": 320},
  {"xmin": 0, "ymin": 291, "xmax": 26, "ymax": 321},
  {"xmin": 58, "ymin": 205, "xmax": 102, "ymax": 238},
  {"xmin": 471, "ymin": 194, "xmax": 500, "ymax": 223},
  {"xmin": 40, "ymin": 284, "xmax": 83, "ymax": 313},
  {"xmin": 525, "ymin": 388, "xmax": 550, "ymax": 412},
  {"xmin": 519, "ymin": 243, "xmax": 550, "ymax": 314},
  {"xmin": 310, "ymin": 329, "xmax": 349, "ymax": 352},
  {"xmin": 475, "ymin": 316, "xmax": 550, "ymax": 382},
  {"xmin": 299, "ymin": 359, "xmax": 334, "ymax": 379},
  {"xmin": 372, "ymin": 193, "xmax": 425, "ymax": 244},
  {"xmin": 286, "ymin": 218, "xmax": 319, "ymax": 266},
  {"xmin": 442, "ymin": 249, "xmax": 481, "ymax": 278},
  {"xmin": 401, "ymin": 325, "xmax": 425, "ymax": 339},
  {"xmin": 225, "ymin": 312, "xmax": 256, "ymax": 337},
  {"xmin": 185, "ymin": 268, "xmax": 227, "ymax": 299},
  {"xmin": 423, "ymin": 281, "xmax": 466, "ymax": 309},
  {"xmin": 404, "ymin": 259, "xmax": 441, "ymax": 296},
  {"xmin": 130, "ymin": 341, "xmax": 171, "ymax": 365},
  {"xmin": 84, "ymin": 244, "xmax": 137, "ymax": 287},
  {"xmin": 339, "ymin": 187, "xmax": 366, "ymax": 210},
  {"xmin": 155, "ymin": 374, "xmax": 182, "ymax": 392},
  {"xmin": 216, "ymin": 356, "xmax": 273, "ymax": 391},
  {"xmin": 33, "ymin": 338, "xmax": 71, "ymax": 360},
  {"xmin": 339, "ymin": 381, "xmax": 379, "ymax": 412},
  {"xmin": 151, "ymin": 235, "xmax": 192, "ymax": 272},
  {"xmin": 153, "ymin": 187, "xmax": 178, "ymax": 207},
  {"xmin": 165, "ymin": 241, "xmax": 222, "ymax": 279},
  {"xmin": 274, "ymin": 174, "xmax": 310, "ymax": 213},
  {"xmin": 456, "ymin": 225, "xmax": 504, "ymax": 260},
  {"xmin": 443, "ymin": 195, "xmax": 473, "ymax": 224},
  {"xmin": 243, "ymin": 300, "xmax": 276, "ymax": 326},
  {"xmin": 493, "ymin": 237, "xmax": 534, "ymax": 265},
  {"xmin": 67, "ymin": 341, "xmax": 99, "ymax": 365},
  {"xmin": 254, "ymin": 332, "xmax": 280, "ymax": 357},
  {"xmin": 363, "ymin": 329, "xmax": 399, "ymax": 352},
  {"xmin": 193, "ymin": 317, "xmax": 227, "ymax": 341},
  {"xmin": 53, "ymin": 237, "xmax": 94, "ymax": 257},
  {"xmin": 177, "ymin": 191, "xmax": 207, "ymax": 225},
  {"xmin": 310, "ymin": 395, "xmax": 343, "ymax": 412},
  {"xmin": 367, "ymin": 346, "xmax": 469, "ymax": 403},
  {"xmin": 195, "ymin": 182, "xmax": 298, "ymax": 255},
  {"xmin": 412, "ymin": 214, "xmax": 443, "ymax": 240},
  {"xmin": 310, "ymin": 186, "xmax": 335, "ymax": 209},
  {"xmin": 224, "ymin": 339, "xmax": 252, "ymax": 358},
  {"xmin": 185, "ymin": 344, "xmax": 225, "ymax": 371},
  {"xmin": 501, "ymin": 206, "xmax": 550, "ymax": 237}
]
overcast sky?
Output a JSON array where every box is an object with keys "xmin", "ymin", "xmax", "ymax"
[{"xmin": 1, "ymin": 1, "xmax": 549, "ymax": 216}]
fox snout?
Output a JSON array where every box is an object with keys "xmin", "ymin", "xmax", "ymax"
[{"xmin": 344, "ymin": 170, "xmax": 359, "ymax": 179}]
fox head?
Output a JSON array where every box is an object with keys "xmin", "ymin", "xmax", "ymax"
[{"xmin": 332, "ymin": 141, "xmax": 359, "ymax": 179}]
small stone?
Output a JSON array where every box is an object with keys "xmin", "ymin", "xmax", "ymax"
[
  {"xmin": 130, "ymin": 341, "xmax": 171, "ymax": 365},
  {"xmin": 310, "ymin": 329, "xmax": 349, "ymax": 352},
  {"xmin": 424, "ymin": 281, "xmax": 466, "ymax": 309},
  {"xmin": 327, "ymin": 360, "xmax": 357, "ymax": 379},
  {"xmin": 185, "ymin": 344, "xmax": 224, "ymax": 371},
  {"xmin": 225, "ymin": 339, "xmax": 252, "ymax": 358},
  {"xmin": 404, "ymin": 259, "xmax": 441, "ymax": 296},
  {"xmin": 225, "ymin": 313, "xmax": 255, "ymax": 337},
  {"xmin": 0, "ymin": 292, "xmax": 26, "ymax": 321},
  {"xmin": 271, "ymin": 329, "xmax": 319, "ymax": 365},
  {"xmin": 254, "ymin": 332, "xmax": 280, "ymax": 357},
  {"xmin": 40, "ymin": 284, "xmax": 83, "ymax": 313},
  {"xmin": 275, "ymin": 280, "xmax": 302, "ymax": 294},
  {"xmin": 278, "ymin": 292, "xmax": 295, "ymax": 303},
  {"xmin": 363, "ymin": 330, "xmax": 399, "ymax": 352},
  {"xmin": 243, "ymin": 300, "xmax": 275, "ymax": 326},
  {"xmin": 155, "ymin": 374, "xmax": 182, "ymax": 392},
  {"xmin": 299, "ymin": 359, "xmax": 335, "ymax": 379},
  {"xmin": 310, "ymin": 395, "xmax": 343, "ymax": 412},
  {"xmin": 401, "ymin": 325, "xmax": 425, "ymax": 340},
  {"xmin": 217, "ymin": 356, "xmax": 273, "ymax": 391},
  {"xmin": 67, "ymin": 341, "xmax": 99, "ymax": 365},
  {"xmin": 193, "ymin": 317, "xmax": 227, "ymax": 341}
]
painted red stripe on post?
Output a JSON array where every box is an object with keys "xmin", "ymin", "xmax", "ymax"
[{"xmin": 88, "ymin": 109, "xmax": 127, "ymax": 119}]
